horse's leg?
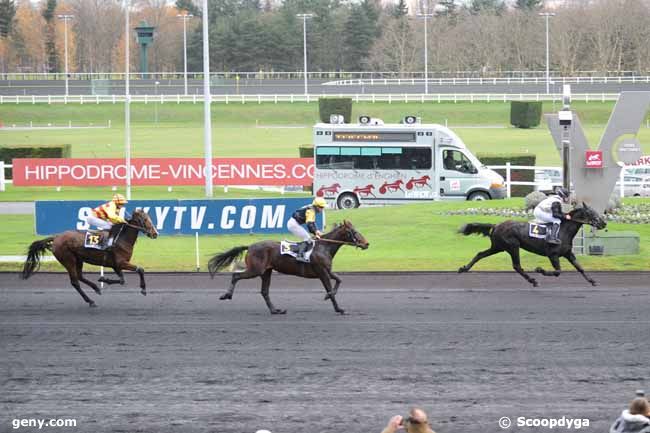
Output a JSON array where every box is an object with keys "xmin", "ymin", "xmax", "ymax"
[
  {"xmin": 61, "ymin": 254, "xmax": 96, "ymax": 307},
  {"xmin": 76, "ymin": 260, "xmax": 102, "ymax": 295},
  {"xmin": 458, "ymin": 246, "xmax": 501, "ymax": 273},
  {"xmin": 98, "ymin": 262, "xmax": 125, "ymax": 285},
  {"xmin": 315, "ymin": 267, "xmax": 344, "ymax": 314},
  {"xmin": 535, "ymin": 256, "xmax": 561, "ymax": 277},
  {"xmin": 115, "ymin": 262, "xmax": 146, "ymax": 295},
  {"xmin": 323, "ymin": 267, "xmax": 342, "ymax": 300},
  {"xmin": 259, "ymin": 269, "xmax": 285, "ymax": 315},
  {"xmin": 506, "ymin": 247, "xmax": 538, "ymax": 287},
  {"xmin": 565, "ymin": 252, "xmax": 598, "ymax": 286},
  {"xmin": 220, "ymin": 269, "xmax": 259, "ymax": 300}
]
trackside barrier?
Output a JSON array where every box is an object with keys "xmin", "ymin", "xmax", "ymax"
[
  {"xmin": 488, "ymin": 164, "xmax": 650, "ymax": 198},
  {"xmin": 0, "ymin": 93, "xmax": 623, "ymax": 105}
]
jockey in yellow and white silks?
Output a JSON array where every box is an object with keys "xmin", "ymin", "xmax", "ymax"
[
  {"xmin": 85, "ymin": 194, "xmax": 128, "ymax": 247},
  {"xmin": 533, "ymin": 187, "xmax": 571, "ymax": 245},
  {"xmin": 287, "ymin": 197, "xmax": 326, "ymax": 260}
]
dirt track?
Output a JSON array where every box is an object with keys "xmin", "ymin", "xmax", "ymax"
[{"xmin": 1, "ymin": 271, "xmax": 649, "ymax": 433}]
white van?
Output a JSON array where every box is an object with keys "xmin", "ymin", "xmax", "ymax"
[{"xmin": 312, "ymin": 117, "xmax": 506, "ymax": 209}]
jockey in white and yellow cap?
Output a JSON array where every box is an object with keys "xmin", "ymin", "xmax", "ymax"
[{"xmin": 286, "ymin": 197, "xmax": 327, "ymax": 261}]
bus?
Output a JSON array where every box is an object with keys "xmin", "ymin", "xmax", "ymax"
[{"xmin": 312, "ymin": 116, "xmax": 506, "ymax": 209}]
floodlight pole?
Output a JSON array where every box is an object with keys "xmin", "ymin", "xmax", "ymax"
[
  {"xmin": 124, "ymin": 0, "xmax": 132, "ymax": 200},
  {"xmin": 296, "ymin": 13, "xmax": 314, "ymax": 96},
  {"xmin": 202, "ymin": 0, "xmax": 213, "ymax": 197},
  {"xmin": 416, "ymin": 12, "xmax": 433, "ymax": 95},
  {"xmin": 177, "ymin": 14, "xmax": 194, "ymax": 96},
  {"xmin": 57, "ymin": 14, "xmax": 74, "ymax": 96},
  {"xmin": 539, "ymin": 12, "xmax": 555, "ymax": 95}
]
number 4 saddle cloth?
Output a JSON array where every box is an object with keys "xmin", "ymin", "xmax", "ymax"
[{"xmin": 528, "ymin": 221, "xmax": 549, "ymax": 239}]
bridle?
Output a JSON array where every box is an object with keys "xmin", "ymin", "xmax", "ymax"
[
  {"xmin": 126, "ymin": 214, "xmax": 155, "ymax": 236},
  {"xmin": 316, "ymin": 226, "xmax": 364, "ymax": 248}
]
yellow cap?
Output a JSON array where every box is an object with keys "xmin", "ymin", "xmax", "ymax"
[{"xmin": 312, "ymin": 197, "xmax": 327, "ymax": 208}]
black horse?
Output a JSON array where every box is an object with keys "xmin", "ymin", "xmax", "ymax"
[
  {"xmin": 458, "ymin": 203, "xmax": 607, "ymax": 287},
  {"xmin": 208, "ymin": 220, "xmax": 369, "ymax": 314}
]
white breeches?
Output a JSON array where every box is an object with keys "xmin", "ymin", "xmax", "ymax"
[
  {"xmin": 534, "ymin": 208, "xmax": 561, "ymax": 225},
  {"xmin": 287, "ymin": 217, "xmax": 311, "ymax": 241},
  {"xmin": 85, "ymin": 215, "xmax": 113, "ymax": 230}
]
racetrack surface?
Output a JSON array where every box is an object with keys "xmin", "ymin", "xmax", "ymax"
[{"xmin": 1, "ymin": 271, "xmax": 648, "ymax": 433}]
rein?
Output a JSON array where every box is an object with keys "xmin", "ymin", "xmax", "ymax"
[{"xmin": 316, "ymin": 238, "xmax": 359, "ymax": 247}]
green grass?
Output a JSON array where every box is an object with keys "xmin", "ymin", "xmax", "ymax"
[
  {"xmin": 3, "ymin": 198, "xmax": 650, "ymax": 273},
  {"xmin": 3, "ymin": 101, "xmax": 650, "ymax": 201}
]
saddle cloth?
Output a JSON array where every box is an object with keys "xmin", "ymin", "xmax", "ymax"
[
  {"xmin": 84, "ymin": 231, "xmax": 109, "ymax": 250},
  {"xmin": 528, "ymin": 221, "xmax": 548, "ymax": 239},
  {"xmin": 280, "ymin": 240, "xmax": 314, "ymax": 263}
]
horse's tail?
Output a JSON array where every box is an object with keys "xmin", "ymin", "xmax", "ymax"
[
  {"xmin": 459, "ymin": 223, "xmax": 494, "ymax": 237},
  {"xmin": 208, "ymin": 245, "xmax": 249, "ymax": 278},
  {"xmin": 21, "ymin": 237, "xmax": 54, "ymax": 279}
]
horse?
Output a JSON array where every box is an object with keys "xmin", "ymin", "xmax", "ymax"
[
  {"xmin": 208, "ymin": 220, "xmax": 369, "ymax": 315},
  {"xmin": 458, "ymin": 203, "xmax": 607, "ymax": 287},
  {"xmin": 21, "ymin": 209, "xmax": 159, "ymax": 307}
]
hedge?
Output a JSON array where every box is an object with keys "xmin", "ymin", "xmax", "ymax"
[
  {"xmin": 510, "ymin": 101, "xmax": 543, "ymax": 128},
  {"xmin": 318, "ymin": 98, "xmax": 352, "ymax": 123},
  {"xmin": 0, "ymin": 145, "xmax": 71, "ymax": 179},
  {"xmin": 477, "ymin": 153, "xmax": 537, "ymax": 197}
]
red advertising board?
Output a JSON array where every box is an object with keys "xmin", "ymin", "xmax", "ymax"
[
  {"xmin": 12, "ymin": 158, "xmax": 314, "ymax": 186},
  {"xmin": 585, "ymin": 151, "xmax": 603, "ymax": 168}
]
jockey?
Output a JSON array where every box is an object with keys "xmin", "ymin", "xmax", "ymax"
[
  {"xmin": 85, "ymin": 193, "xmax": 128, "ymax": 247},
  {"xmin": 287, "ymin": 197, "xmax": 327, "ymax": 261},
  {"xmin": 533, "ymin": 187, "xmax": 571, "ymax": 245}
]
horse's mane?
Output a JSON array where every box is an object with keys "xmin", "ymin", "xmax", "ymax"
[{"xmin": 321, "ymin": 221, "xmax": 349, "ymax": 239}]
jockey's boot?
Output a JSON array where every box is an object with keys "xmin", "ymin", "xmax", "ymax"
[
  {"xmin": 546, "ymin": 223, "xmax": 561, "ymax": 245},
  {"xmin": 296, "ymin": 241, "xmax": 311, "ymax": 262}
]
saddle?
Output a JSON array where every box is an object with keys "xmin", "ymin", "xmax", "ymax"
[
  {"xmin": 84, "ymin": 230, "xmax": 109, "ymax": 250},
  {"xmin": 528, "ymin": 220, "xmax": 550, "ymax": 239},
  {"xmin": 280, "ymin": 240, "xmax": 314, "ymax": 263}
]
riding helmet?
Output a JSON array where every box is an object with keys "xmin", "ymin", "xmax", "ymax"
[
  {"xmin": 555, "ymin": 187, "xmax": 570, "ymax": 200},
  {"xmin": 312, "ymin": 197, "xmax": 327, "ymax": 208},
  {"xmin": 113, "ymin": 193, "xmax": 128, "ymax": 205}
]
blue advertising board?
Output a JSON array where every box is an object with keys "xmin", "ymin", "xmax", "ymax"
[{"xmin": 35, "ymin": 198, "xmax": 323, "ymax": 236}]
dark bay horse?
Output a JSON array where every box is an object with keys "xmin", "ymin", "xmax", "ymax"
[
  {"xmin": 208, "ymin": 220, "xmax": 369, "ymax": 314},
  {"xmin": 21, "ymin": 210, "xmax": 159, "ymax": 307},
  {"xmin": 458, "ymin": 204, "xmax": 607, "ymax": 287}
]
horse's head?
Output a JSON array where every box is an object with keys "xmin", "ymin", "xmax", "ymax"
[
  {"xmin": 330, "ymin": 220, "xmax": 369, "ymax": 249},
  {"xmin": 570, "ymin": 203, "xmax": 607, "ymax": 230},
  {"xmin": 128, "ymin": 209, "xmax": 159, "ymax": 239}
]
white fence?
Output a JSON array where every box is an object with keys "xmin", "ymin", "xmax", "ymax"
[
  {"xmin": 0, "ymin": 93, "xmax": 623, "ymax": 105},
  {"xmin": 489, "ymin": 164, "xmax": 650, "ymax": 199},
  {"xmin": 325, "ymin": 75, "xmax": 650, "ymax": 86}
]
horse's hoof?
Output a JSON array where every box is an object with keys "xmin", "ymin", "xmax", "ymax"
[
  {"xmin": 271, "ymin": 309, "xmax": 286, "ymax": 315},
  {"xmin": 337, "ymin": 309, "xmax": 346, "ymax": 315},
  {"xmin": 535, "ymin": 267, "xmax": 544, "ymax": 274},
  {"xmin": 98, "ymin": 277, "xmax": 106, "ymax": 283},
  {"xmin": 531, "ymin": 280, "xmax": 538, "ymax": 287},
  {"xmin": 140, "ymin": 289, "xmax": 146, "ymax": 296},
  {"xmin": 220, "ymin": 293, "xmax": 232, "ymax": 300},
  {"xmin": 458, "ymin": 267, "xmax": 467, "ymax": 273},
  {"xmin": 88, "ymin": 301, "xmax": 97, "ymax": 308},
  {"xmin": 93, "ymin": 288, "xmax": 102, "ymax": 295},
  {"xmin": 590, "ymin": 280, "xmax": 598, "ymax": 286}
]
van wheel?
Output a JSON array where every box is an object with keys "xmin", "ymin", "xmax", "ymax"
[
  {"xmin": 337, "ymin": 193, "xmax": 359, "ymax": 209},
  {"xmin": 468, "ymin": 191, "xmax": 490, "ymax": 201}
]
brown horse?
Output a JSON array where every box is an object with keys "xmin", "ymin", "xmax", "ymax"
[
  {"xmin": 208, "ymin": 220, "xmax": 369, "ymax": 315},
  {"xmin": 21, "ymin": 209, "xmax": 158, "ymax": 307}
]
